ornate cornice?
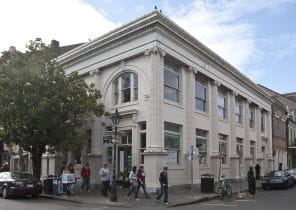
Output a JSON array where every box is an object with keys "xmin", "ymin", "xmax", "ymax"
[{"xmin": 144, "ymin": 45, "xmax": 166, "ymax": 56}]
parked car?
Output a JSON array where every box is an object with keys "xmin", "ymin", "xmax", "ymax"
[
  {"xmin": 262, "ymin": 170, "xmax": 294, "ymax": 190},
  {"xmin": 287, "ymin": 169, "xmax": 296, "ymax": 183},
  {"xmin": 0, "ymin": 172, "xmax": 43, "ymax": 199}
]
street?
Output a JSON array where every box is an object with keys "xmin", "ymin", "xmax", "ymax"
[{"xmin": 1, "ymin": 187, "xmax": 296, "ymax": 210}]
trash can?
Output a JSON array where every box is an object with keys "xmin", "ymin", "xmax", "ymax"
[
  {"xmin": 200, "ymin": 174, "xmax": 214, "ymax": 193},
  {"xmin": 43, "ymin": 177, "xmax": 54, "ymax": 194}
]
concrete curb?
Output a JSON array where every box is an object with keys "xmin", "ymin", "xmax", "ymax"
[
  {"xmin": 39, "ymin": 194, "xmax": 85, "ymax": 204},
  {"xmin": 169, "ymin": 194, "xmax": 218, "ymax": 207}
]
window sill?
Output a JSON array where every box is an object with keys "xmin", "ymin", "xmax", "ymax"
[
  {"xmin": 163, "ymin": 100, "xmax": 184, "ymax": 109},
  {"xmin": 112, "ymin": 101, "xmax": 139, "ymax": 109},
  {"xmin": 219, "ymin": 118, "xmax": 229, "ymax": 124},
  {"xmin": 195, "ymin": 110, "xmax": 209, "ymax": 117},
  {"xmin": 236, "ymin": 124, "xmax": 244, "ymax": 128}
]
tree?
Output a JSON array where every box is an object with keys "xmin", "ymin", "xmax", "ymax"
[{"xmin": 0, "ymin": 39, "xmax": 104, "ymax": 179}]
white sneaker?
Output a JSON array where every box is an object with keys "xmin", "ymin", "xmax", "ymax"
[
  {"xmin": 125, "ymin": 195, "xmax": 130, "ymax": 200},
  {"xmin": 165, "ymin": 202, "xmax": 169, "ymax": 205},
  {"xmin": 136, "ymin": 198, "xmax": 140, "ymax": 202}
]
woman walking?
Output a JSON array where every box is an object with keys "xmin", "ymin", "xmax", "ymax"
[{"xmin": 125, "ymin": 166, "xmax": 138, "ymax": 200}]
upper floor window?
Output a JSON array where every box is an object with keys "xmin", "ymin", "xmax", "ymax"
[
  {"xmin": 261, "ymin": 112, "xmax": 265, "ymax": 132},
  {"xmin": 113, "ymin": 72, "xmax": 138, "ymax": 105},
  {"xmin": 164, "ymin": 60, "xmax": 181, "ymax": 103},
  {"xmin": 249, "ymin": 107, "xmax": 255, "ymax": 128},
  {"xmin": 195, "ymin": 74, "xmax": 207, "ymax": 112},
  {"xmin": 218, "ymin": 92, "xmax": 227, "ymax": 120},
  {"xmin": 235, "ymin": 101, "xmax": 243, "ymax": 125}
]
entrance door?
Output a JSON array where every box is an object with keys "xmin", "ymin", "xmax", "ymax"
[{"xmin": 117, "ymin": 146, "xmax": 132, "ymax": 177}]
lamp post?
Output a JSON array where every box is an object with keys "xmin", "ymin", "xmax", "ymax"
[{"xmin": 110, "ymin": 109, "xmax": 120, "ymax": 202}]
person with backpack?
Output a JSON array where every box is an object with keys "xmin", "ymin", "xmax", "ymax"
[
  {"xmin": 125, "ymin": 166, "xmax": 138, "ymax": 200},
  {"xmin": 156, "ymin": 166, "xmax": 169, "ymax": 205}
]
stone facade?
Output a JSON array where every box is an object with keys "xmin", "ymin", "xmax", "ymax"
[{"xmin": 56, "ymin": 11, "xmax": 273, "ymax": 189}]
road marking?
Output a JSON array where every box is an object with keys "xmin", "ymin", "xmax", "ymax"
[{"xmin": 201, "ymin": 203, "xmax": 237, "ymax": 207}]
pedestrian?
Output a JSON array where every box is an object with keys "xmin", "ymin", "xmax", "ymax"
[
  {"xmin": 156, "ymin": 166, "xmax": 169, "ymax": 205},
  {"xmin": 99, "ymin": 163, "xmax": 110, "ymax": 197},
  {"xmin": 135, "ymin": 166, "xmax": 150, "ymax": 199},
  {"xmin": 125, "ymin": 166, "xmax": 138, "ymax": 200},
  {"xmin": 247, "ymin": 166, "xmax": 256, "ymax": 196},
  {"xmin": 255, "ymin": 164, "xmax": 261, "ymax": 180},
  {"xmin": 80, "ymin": 163, "xmax": 91, "ymax": 192}
]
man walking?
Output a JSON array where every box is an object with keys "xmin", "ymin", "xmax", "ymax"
[
  {"xmin": 136, "ymin": 166, "xmax": 150, "ymax": 199},
  {"xmin": 99, "ymin": 163, "xmax": 110, "ymax": 197},
  {"xmin": 156, "ymin": 167, "xmax": 169, "ymax": 205},
  {"xmin": 80, "ymin": 163, "xmax": 91, "ymax": 191}
]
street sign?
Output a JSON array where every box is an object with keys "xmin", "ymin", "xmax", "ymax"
[{"xmin": 103, "ymin": 131, "xmax": 119, "ymax": 147}]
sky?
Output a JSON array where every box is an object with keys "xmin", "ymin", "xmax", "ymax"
[{"xmin": 0, "ymin": 0, "xmax": 295, "ymax": 94}]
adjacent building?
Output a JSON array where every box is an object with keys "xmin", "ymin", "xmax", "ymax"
[
  {"xmin": 56, "ymin": 11, "xmax": 273, "ymax": 189},
  {"xmin": 258, "ymin": 86, "xmax": 296, "ymax": 170}
]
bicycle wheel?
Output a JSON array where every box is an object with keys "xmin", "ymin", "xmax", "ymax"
[
  {"xmin": 225, "ymin": 184, "xmax": 232, "ymax": 198},
  {"xmin": 217, "ymin": 187, "xmax": 225, "ymax": 200}
]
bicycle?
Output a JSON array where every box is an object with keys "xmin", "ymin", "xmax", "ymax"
[{"xmin": 214, "ymin": 175, "xmax": 232, "ymax": 200}]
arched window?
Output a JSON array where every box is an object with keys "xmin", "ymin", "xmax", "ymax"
[{"xmin": 113, "ymin": 72, "xmax": 138, "ymax": 105}]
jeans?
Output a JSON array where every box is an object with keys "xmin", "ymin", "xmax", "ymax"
[
  {"xmin": 156, "ymin": 184, "xmax": 168, "ymax": 203},
  {"xmin": 101, "ymin": 180, "xmax": 110, "ymax": 196},
  {"xmin": 136, "ymin": 183, "xmax": 149, "ymax": 198},
  {"xmin": 81, "ymin": 176, "xmax": 90, "ymax": 190},
  {"xmin": 127, "ymin": 183, "xmax": 137, "ymax": 197}
]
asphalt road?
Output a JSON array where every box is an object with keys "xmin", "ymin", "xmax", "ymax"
[
  {"xmin": 185, "ymin": 187, "xmax": 296, "ymax": 210},
  {"xmin": 1, "ymin": 187, "xmax": 296, "ymax": 210}
]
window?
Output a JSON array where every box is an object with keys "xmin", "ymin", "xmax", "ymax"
[
  {"xmin": 236, "ymin": 138, "xmax": 243, "ymax": 157},
  {"xmin": 134, "ymin": 74, "xmax": 138, "ymax": 101},
  {"xmin": 261, "ymin": 112, "xmax": 265, "ymax": 132},
  {"xmin": 235, "ymin": 101, "xmax": 243, "ymax": 125},
  {"xmin": 196, "ymin": 129, "xmax": 207, "ymax": 164},
  {"xmin": 249, "ymin": 107, "xmax": 255, "ymax": 128},
  {"xmin": 164, "ymin": 60, "xmax": 181, "ymax": 103},
  {"xmin": 218, "ymin": 93, "xmax": 227, "ymax": 119},
  {"xmin": 164, "ymin": 122, "xmax": 182, "ymax": 164},
  {"xmin": 139, "ymin": 122, "xmax": 146, "ymax": 164},
  {"xmin": 250, "ymin": 140, "xmax": 255, "ymax": 161},
  {"xmin": 219, "ymin": 134, "xmax": 228, "ymax": 164},
  {"xmin": 121, "ymin": 130, "xmax": 132, "ymax": 145},
  {"xmin": 86, "ymin": 129, "xmax": 92, "ymax": 153},
  {"xmin": 195, "ymin": 83, "xmax": 206, "ymax": 112},
  {"xmin": 113, "ymin": 72, "xmax": 138, "ymax": 105}
]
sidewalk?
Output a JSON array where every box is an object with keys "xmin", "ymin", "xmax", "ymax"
[{"xmin": 40, "ymin": 180, "xmax": 262, "ymax": 208}]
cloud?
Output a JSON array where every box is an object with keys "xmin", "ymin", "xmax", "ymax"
[
  {"xmin": 167, "ymin": 0, "xmax": 294, "ymax": 74},
  {"xmin": 0, "ymin": 0, "xmax": 117, "ymax": 52}
]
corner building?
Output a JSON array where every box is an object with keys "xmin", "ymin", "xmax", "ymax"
[{"xmin": 57, "ymin": 11, "xmax": 273, "ymax": 189}]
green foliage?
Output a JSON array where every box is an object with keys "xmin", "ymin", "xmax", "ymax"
[{"xmin": 0, "ymin": 38, "xmax": 104, "ymax": 178}]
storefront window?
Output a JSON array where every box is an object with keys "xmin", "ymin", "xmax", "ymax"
[{"xmin": 164, "ymin": 122, "xmax": 182, "ymax": 164}]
